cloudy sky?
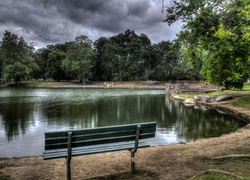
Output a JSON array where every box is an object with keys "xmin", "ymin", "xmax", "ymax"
[{"xmin": 0, "ymin": 0, "xmax": 181, "ymax": 49}]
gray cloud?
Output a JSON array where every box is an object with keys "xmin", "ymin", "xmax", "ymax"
[{"xmin": 0, "ymin": 0, "xmax": 181, "ymax": 49}]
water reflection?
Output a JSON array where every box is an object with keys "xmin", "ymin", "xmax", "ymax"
[
  {"xmin": 0, "ymin": 88, "xmax": 247, "ymax": 157},
  {"xmin": 0, "ymin": 97, "xmax": 36, "ymax": 141}
]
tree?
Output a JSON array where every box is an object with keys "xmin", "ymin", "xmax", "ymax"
[
  {"xmin": 93, "ymin": 37, "xmax": 111, "ymax": 80},
  {"xmin": 0, "ymin": 47, "xmax": 2, "ymax": 81},
  {"xmin": 0, "ymin": 30, "xmax": 38, "ymax": 84},
  {"xmin": 164, "ymin": 0, "xmax": 250, "ymax": 89},
  {"xmin": 35, "ymin": 48, "xmax": 50, "ymax": 81},
  {"xmin": 147, "ymin": 40, "xmax": 198, "ymax": 81},
  {"xmin": 95, "ymin": 38, "xmax": 120, "ymax": 81},
  {"xmin": 45, "ymin": 49, "xmax": 66, "ymax": 81},
  {"xmin": 94, "ymin": 30, "xmax": 152, "ymax": 81},
  {"xmin": 62, "ymin": 35, "xmax": 94, "ymax": 83}
]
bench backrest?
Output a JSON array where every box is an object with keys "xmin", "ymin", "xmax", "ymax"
[{"xmin": 44, "ymin": 122, "xmax": 157, "ymax": 151}]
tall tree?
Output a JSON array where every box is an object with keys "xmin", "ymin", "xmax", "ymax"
[
  {"xmin": 35, "ymin": 48, "xmax": 50, "ymax": 81},
  {"xmin": 95, "ymin": 38, "xmax": 120, "ymax": 81},
  {"xmin": 0, "ymin": 30, "xmax": 38, "ymax": 84},
  {"xmin": 93, "ymin": 37, "xmax": 111, "ymax": 80},
  {"xmin": 164, "ymin": 0, "xmax": 250, "ymax": 89},
  {"xmin": 0, "ymin": 45, "xmax": 2, "ymax": 81},
  {"xmin": 94, "ymin": 30, "xmax": 152, "ymax": 81},
  {"xmin": 45, "ymin": 49, "xmax": 65, "ymax": 81},
  {"xmin": 62, "ymin": 35, "xmax": 94, "ymax": 83}
]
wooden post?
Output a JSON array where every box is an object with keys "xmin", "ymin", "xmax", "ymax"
[
  {"xmin": 67, "ymin": 132, "xmax": 72, "ymax": 180},
  {"xmin": 130, "ymin": 125, "xmax": 141, "ymax": 173}
]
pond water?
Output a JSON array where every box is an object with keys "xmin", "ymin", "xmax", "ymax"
[{"xmin": 0, "ymin": 88, "xmax": 247, "ymax": 157}]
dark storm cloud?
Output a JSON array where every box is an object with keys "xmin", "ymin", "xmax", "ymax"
[
  {"xmin": 0, "ymin": 0, "xmax": 181, "ymax": 49},
  {"xmin": 53, "ymin": 0, "xmax": 152, "ymax": 32}
]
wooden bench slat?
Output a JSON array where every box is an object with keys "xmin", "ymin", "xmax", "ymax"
[
  {"xmin": 45, "ymin": 129, "xmax": 137, "ymax": 144},
  {"xmin": 45, "ymin": 129, "xmax": 156, "ymax": 146},
  {"xmin": 45, "ymin": 132, "xmax": 155, "ymax": 150},
  {"xmin": 44, "ymin": 141, "xmax": 137, "ymax": 155},
  {"xmin": 45, "ymin": 122, "xmax": 156, "ymax": 138},
  {"xmin": 44, "ymin": 122, "xmax": 156, "ymax": 146},
  {"xmin": 44, "ymin": 141, "xmax": 149, "ymax": 160},
  {"xmin": 45, "ymin": 135, "xmax": 135, "ymax": 150}
]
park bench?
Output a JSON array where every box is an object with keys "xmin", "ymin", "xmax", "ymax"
[{"xmin": 43, "ymin": 122, "xmax": 157, "ymax": 180}]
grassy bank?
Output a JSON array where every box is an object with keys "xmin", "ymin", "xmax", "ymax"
[{"xmin": 2, "ymin": 80, "xmax": 167, "ymax": 89}]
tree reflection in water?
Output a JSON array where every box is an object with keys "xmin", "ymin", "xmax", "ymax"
[{"xmin": 0, "ymin": 88, "xmax": 247, "ymax": 157}]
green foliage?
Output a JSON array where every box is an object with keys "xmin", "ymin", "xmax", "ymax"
[
  {"xmin": 94, "ymin": 29, "xmax": 151, "ymax": 81},
  {"xmin": 94, "ymin": 30, "xmax": 198, "ymax": 81},
  {"xmin": 28, "ymin": 29, "xmax": 201, "ymax": 82},
  {"xmin": 165, "ymin": 0, "xmax": 250, "ymax": 89},
  {"xmin": 62, "ymin": 36, "xmax": 94, "ymax": 83},
  {"xmin": 0, "ymin": 31, "xmax": 38, "ymax": 84},
  {"xmin": 0, "ymin": 51, "xmax": 2, "ymax": 79},
  {"xmin": 45, "ymin": 49, "xmax": 65, "ymax": 81},
  {"xmin": 34, "ymin": 48, "xmax": 51, "ymax": 80}
]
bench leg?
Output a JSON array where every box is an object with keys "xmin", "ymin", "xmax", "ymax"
[
  {"xmin": 130, "ymin": 151, "xmax": 135, "ymax": 173},
  {"xmin": 130, "ymin": 125, "xmax": 141, "ymax": 174},
  {"xmin": 66, "ymin": 157, "xmax": 71, "ymax": 180},
  {"xmin": 67, "ymin": 132, "xmax": 72, "ymax": 180}
]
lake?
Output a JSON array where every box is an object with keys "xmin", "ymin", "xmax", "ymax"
[{"xmin": 0, "ymin": 88, "xmax": 247, "ymax": 157}]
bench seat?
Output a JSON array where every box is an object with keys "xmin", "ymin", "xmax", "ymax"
[{"xmin": 44, "ymin": 141, "xmax": 150, "ymax": 160}]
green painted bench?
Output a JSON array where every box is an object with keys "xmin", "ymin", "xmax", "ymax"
[{"xmin": 43, "ymin": 122, "xmax": 157, "ymax": 180}]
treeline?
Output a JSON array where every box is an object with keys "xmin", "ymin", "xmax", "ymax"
[
  {"xmin": 1, "ymin": 0, "xmax": 249, "ymax": 89},
  {"xmin": 0, "ymin": 29, "xmax": 200, "ymax": 84}
]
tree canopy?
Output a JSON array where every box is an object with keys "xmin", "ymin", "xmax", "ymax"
[
  {"xmin": 164, "ymin": 0, "xmax": 250, "ymax": 89},
  {"xmin": 62, "ymin": 35, "xmax": 94, "ymax": 83},
  {"xmin": 0, "ymin": 30, "xmax": 38, "ymax": 84},
  {"xmin": 0, "ymin": 29, "xmax": 203, "ymax": 84}
]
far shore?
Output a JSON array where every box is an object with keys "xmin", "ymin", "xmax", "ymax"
[{"xmin": 0, "ymin": 80, "xmax": 167, "ymax": 89}]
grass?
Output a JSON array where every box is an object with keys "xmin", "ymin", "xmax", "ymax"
[
  {"xmin": 0, "ymin": 174, "xmax": 12, "ymax": 180},
  {"xmin": 242, "ymin": 83, "xmax": 250, "ymax": 90},
  {"xmin": 198, "ymin": 156, "xmax": 250, "ymax": 180},
  {"xmin": 0, "ymin": 163, "xmax": 11, "ymax": 180},
  {"xmin": 191, "ymin": 172, "xmax": 243, "ymax": 180},
  {"xmin": 0, "ymin": 163, "xmax": 7, "ymax": 170},
  {"xmin": 87, "ymin": 170, "xmax": 159, "ymax": 180},
  {"xmin": 21, "ymin": 80, "xmax": 73, "ymax": 88},
  {"xmin": 233, "ymin": 97, "xmax": 250, "ymax": 108}
]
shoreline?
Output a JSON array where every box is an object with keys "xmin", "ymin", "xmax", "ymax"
[{"xmin": 171, "ymin": 94, "xmax": 250, "ymax": 123}]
